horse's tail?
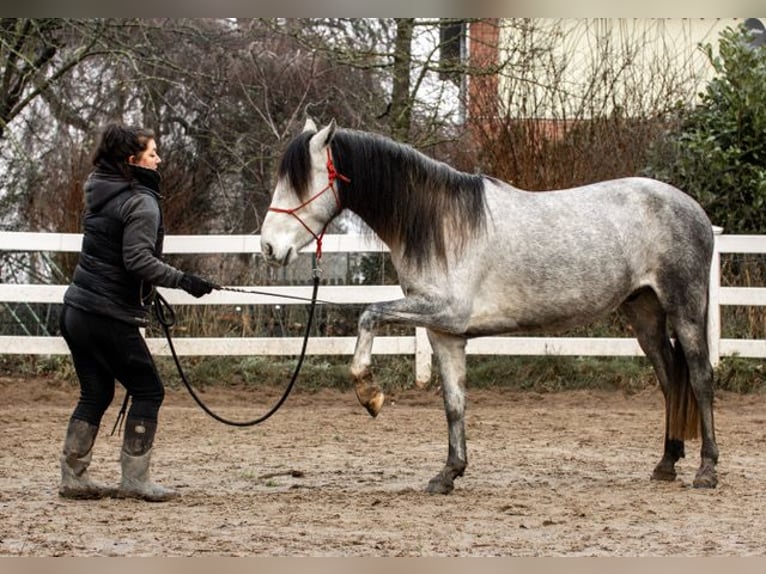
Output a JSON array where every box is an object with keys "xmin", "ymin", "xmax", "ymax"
[{"xmin": 667, "ymin": 340, "xmax": 700, "ymax": 441}]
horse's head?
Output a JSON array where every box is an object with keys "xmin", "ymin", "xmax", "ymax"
[{"xmin": 261, "ymin": 118, "xmax": 341, "ymax": 267}]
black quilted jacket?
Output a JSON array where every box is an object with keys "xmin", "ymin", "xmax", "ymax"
[{"xmin": 63, "ymin": 163, "xmax": 184, "ymax": 326}]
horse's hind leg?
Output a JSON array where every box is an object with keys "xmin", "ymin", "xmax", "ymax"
[
  {"xmin": 425, "ymin": 330, "xmax": 468, "ymax": 495},
  {"xmin": 669, "ymin": 311, "xmax": 718, "ymax": 488},
  {"xmin": 620, "ymin": 289, "xmax": 685, "ymax": 482}
]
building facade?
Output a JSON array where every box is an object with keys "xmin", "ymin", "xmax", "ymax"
[{"xmin": 467, "ymin": 18, "xmax": 760, "ymax": 122}]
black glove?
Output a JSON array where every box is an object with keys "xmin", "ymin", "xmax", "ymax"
[{"xmin": 178, "ymin": 273, "xmax": 217, "ymax": 298}]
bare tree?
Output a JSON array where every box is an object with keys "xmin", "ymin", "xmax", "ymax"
[{"xmin": 259, "ymin": 18, "xmax": 476, "ymax": 148}]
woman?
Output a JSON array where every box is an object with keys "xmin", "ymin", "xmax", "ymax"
[{"xmin": 58, "ymin": 123, "xmax": 217, "ymax": 502}]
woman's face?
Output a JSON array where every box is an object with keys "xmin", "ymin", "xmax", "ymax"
[{"xmin": 129, "ymin": 138, "xmax": 161, "ymax": 170}]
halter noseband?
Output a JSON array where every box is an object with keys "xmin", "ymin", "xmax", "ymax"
[{"xmin": 268, "ymin": 148, "xmax": 350, "ymax": 260}]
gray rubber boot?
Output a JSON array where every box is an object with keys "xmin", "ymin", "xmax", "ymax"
[
  {"xmin": 117, "ymin": 418, "xmax": 178, "ymax": 502},
  {"xmin": 59, "ymin": 418, "xmax": 117, "ymax": 499}
]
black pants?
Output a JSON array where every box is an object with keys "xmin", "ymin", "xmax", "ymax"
[{"xmin": 60, "ymin": 304, "xmax": 165, "ymax": 426}]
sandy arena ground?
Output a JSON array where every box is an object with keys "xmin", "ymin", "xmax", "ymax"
[{"xmin": 1, "ymin": 375, "xmax": 765, "ymax": 557}]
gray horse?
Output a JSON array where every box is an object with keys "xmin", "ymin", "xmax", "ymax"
[{"xmin": 260, "ymin": 118, "xmax": 718, "ymax": 494}]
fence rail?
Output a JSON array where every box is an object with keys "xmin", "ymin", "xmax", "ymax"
[{"xmin": 1, "ymin": 231, "xmax": 764, "ymax": 385}]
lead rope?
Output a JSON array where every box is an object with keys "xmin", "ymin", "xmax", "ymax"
[
  {"xmin": 163, "ymin": 271, "xmax": 320, "ymax": 427},
  {"xmin": 111, "ymin": 269, "xmax": 320, "ymax": 432}
]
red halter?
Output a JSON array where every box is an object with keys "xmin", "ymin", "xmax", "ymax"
[{"xmin": 268, "ymin": 148, "xmax": 350, "ymax": 260}]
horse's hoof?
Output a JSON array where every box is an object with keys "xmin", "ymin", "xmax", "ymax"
[
  {"xmin": 692, "ymin": 468, "xmax": 718, "ymax": 489},
  {"xmin": 651, "ymin": 469, "xmax": 676, "ymax": 482},
  {"xmin": 651, "ymin": 464, "xmax": 677, "ymax": 482},
  {"xmin": 364, "ymin": 391, "xmax": 385, "ymax": 418},
  {"xmin": 353, "ymin": 375, "xmax": 385, "ymax": 418},
  {"xmin": 426, "ymin": 477, "xmax": 454, "ymax": 495},
  {"xmin": 355, "ymin": 389, "xmax": 384, "ymax": 418}
]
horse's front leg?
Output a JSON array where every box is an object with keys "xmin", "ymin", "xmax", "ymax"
[
  {"xmin": 350, "ymin": 325, "xmax": 385, "ymax": 417},
  {"xmin": 425, "ymin": 330, "xmax": 468, "ymax": 495},
  {"xmin": 350, "ymin": 296, "xmax": 451, "ymax": 418}
]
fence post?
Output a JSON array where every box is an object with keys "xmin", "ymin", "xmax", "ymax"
[
  {"xmin": 708, "ymin": 226, "xmax": 723, "ymax": 368},
  {"xmin": 414, "ymin": 327, "xmax": 432, "ymax": 387}
]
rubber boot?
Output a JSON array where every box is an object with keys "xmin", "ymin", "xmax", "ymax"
[
  {"xmin": 117, "ymin": 418, "xmax": 178, "ymax": 502},
  {"xmin": 59, "ymin": 418, "xmax": 116, "ymax": 499}
]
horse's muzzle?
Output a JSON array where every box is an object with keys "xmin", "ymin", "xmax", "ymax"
[{"xmin": 261, "ymin": 242, "xmax": 292, "ymax": 267}]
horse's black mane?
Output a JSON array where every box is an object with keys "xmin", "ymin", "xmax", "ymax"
[{"xmin": 277, "ymin": 128, "xmax": 487, "ymax": 267}]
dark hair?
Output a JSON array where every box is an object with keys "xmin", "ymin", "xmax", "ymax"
[{"xmin": 91, "ymin": 123, "xmax": 155, "ymax": 179}]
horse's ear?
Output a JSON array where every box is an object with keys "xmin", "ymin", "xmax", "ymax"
[
  {"xmin": 303, "ymin": 117, "xmax": 317, "ymax": 133},
  {"xmin": 310, "ymin": 119, "xmax": 336, "ymax": 153}
]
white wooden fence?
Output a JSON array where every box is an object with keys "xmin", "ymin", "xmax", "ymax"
[{"xmin": 1, "ymin": 230, "xmax": 765, "ymax": 385}]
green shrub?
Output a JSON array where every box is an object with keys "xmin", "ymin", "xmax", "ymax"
[{"xmin": 644, "ymin": 24, "xmax": 766, "ymax": 234}]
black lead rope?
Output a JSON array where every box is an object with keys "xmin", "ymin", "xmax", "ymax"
[
  {"xmin": 112, "ymin": 273, "xmax": 321, "ymax": 432},
  {"xmin": 111, "ymin": 392, "xmax": 130, "ymax": 436}
]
